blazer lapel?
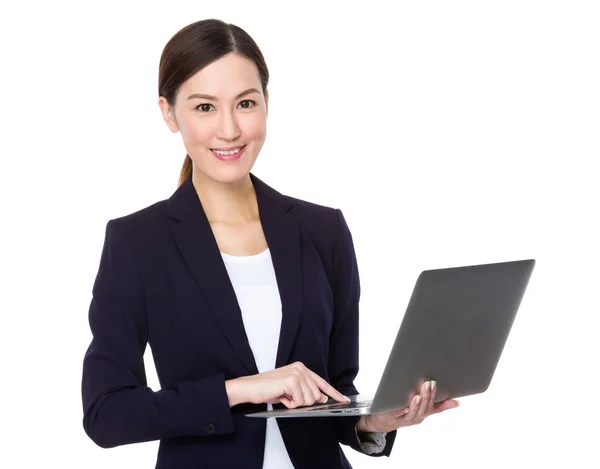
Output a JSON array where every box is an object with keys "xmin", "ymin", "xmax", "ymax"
[
  {"xmin": 250, "ymin": 173, "xmax": 304, "ymax": 370},
  {"xmin": 166, "ymin": 173, "xmax": 304, "ymax": 376}
]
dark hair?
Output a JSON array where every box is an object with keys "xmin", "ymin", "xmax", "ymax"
[{"xmin": 158, "ymin": 19, "xmax": 270, "ymax": 187}]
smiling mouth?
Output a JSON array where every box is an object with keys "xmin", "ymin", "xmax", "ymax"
[{"xmin": 210, "ymin": 145, "xmax": 246, "ymax": 156}]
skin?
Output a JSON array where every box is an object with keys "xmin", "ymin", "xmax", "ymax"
[
  {"xmin": 356, "ymin": 380, "xmax": 459, "ymax": 433},
  {"xmin": 158, "ymin": 52, "xmax": 270, "ymax": 256},
  {"xmin": 158, "ymin": 52, "xmax": 459, "ymax": 435}
]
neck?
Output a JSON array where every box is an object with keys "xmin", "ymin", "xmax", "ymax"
[{"xmin": 192, "ymin": 170, "xmax": 258, "ymax": 224}]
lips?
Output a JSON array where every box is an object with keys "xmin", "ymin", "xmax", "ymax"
[
  {"xmin": 211, "ymin": 145, "xmax": 245, "ymax": 152},
  {"xmin": 211, "ymin": 145, "xmax": 246, "ymax": 161}
]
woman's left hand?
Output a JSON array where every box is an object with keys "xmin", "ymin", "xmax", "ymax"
[{"xmin": 356, "ymin": 380, "xmax": 460, "ymax": 433}]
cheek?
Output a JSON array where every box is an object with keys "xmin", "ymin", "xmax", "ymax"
[
  {"xmin": 180, "ymin": 116, "xmax": 214, "ymax": 145},
  {"xmin": 241, "ymin": 115, "xmax": 267, "ymax": 141}
]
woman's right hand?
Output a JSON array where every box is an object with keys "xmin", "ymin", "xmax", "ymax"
[{"xmin": 225, "ymin": 361, "xmax": 351, "ymax": 408}]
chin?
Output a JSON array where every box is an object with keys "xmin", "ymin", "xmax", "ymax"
[
  {"xmin": 214, "ymin": 170, "xmax": 252, "ymax": 185},
  {"xmin": 201, "ymin": 162, "xmax": 257, "ymax": 186}
]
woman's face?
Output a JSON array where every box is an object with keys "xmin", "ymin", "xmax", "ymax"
[{"xmin": 159, "ymin": 52, "xmax": 268, "ymax": 184}]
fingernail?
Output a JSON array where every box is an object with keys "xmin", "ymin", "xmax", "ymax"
[
  {"xmin": 424, "ymin": 382, "xmax": 430, "ymax": 391},
  {"xmin": 431, "ymin": 380, "xmax": 436, "ymax": 391},
  {"xmin": 346, "ymin": 396, "xmax": 351, "ymax": 402},
  {"xmin": 415, "ymin": 395, "xmax": 422, "ymax": 405}
]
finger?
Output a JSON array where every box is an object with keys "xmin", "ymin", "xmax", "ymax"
[
  {"xmin": 309, "ymin": 370, "xmax": 350, "ymax": 403},
  {"xmin": 285, "ymin": 374, "xmax": 309, "ymax": 408},
  {"xmin": 279, "ymin": 395, "xmax": 293, "ymax": 408},
  {"xmin": 303, "ymin": 371, "xmax": 328, "ymax": 404},
  {"xmin": 288, "ymin": 362, "xmax": 332, "ymax": 404},
  {"xmin": 426, "ymin": 380, "xmax": 437, "ymax": 415},
  {"xmin": 391, "ymin": 407, "xmax": 411, "ymax": 419},
  {"xmin": 277, "ymin": 389, "xmax": 296, "ymax": 408},
  {"xmin": 296, "ymin": 374, "xmax": 316, "ymax": 406},
  {"xmin": 433, "ymin": 398, "xmax": 460, "ymax": 414},
  {"xmin": 302, "ymin": 373, "xmax": 324, "ymax": 405},
  {"xmin": 415, "ymin": 381, "xmax": 431, "ymax": 420},
  {"xmin": 403, "ymin": 394, "xmax": 421, "ymax": 424}
]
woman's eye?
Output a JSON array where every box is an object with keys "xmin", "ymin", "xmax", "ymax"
[
  {"xmin": 238, "ymin": 100, "xmax": 256, "ymax": 109},
  {"xmin": 197, "ymin": 103, "xmax": 215, "ymax": 112},
  {"xmin": 196, "ymin": 100, "xmax": 255, "ymax": 112}
]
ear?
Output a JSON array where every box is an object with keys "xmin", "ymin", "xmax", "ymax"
[
  {"xmin": 264, "ymin": 90, "xmax": 269, "ymax": 118},
  {"xmin": 158, "ymin": 96, "xmax": 180, "ymax": 132}
]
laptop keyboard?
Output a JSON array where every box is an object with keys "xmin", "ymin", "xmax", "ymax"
[{"xmin": 307, "ymin": 399, "xmax": 372, "ymax": 411}]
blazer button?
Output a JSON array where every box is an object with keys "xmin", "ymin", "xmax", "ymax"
[{"xmin": 206, "ymin": 424, "xmax": 216, "ymax": 434}]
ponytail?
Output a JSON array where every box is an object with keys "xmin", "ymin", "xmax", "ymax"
[{"xmin": 178, "ymin": 154, "xmax": 193, "ymax": 187}]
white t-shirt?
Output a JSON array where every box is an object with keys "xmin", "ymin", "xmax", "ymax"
[
  {"xmin": 221, "ymin": 248, "xmax": 295, "ymax": 468},
  {"xmin": 221, "ymin": 248, "xmax": 387, "ymax": 466}
]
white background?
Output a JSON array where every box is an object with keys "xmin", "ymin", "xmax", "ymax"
[{"xmin": 1, "ymin": 1, "xmax": 598, "ymax": 468}]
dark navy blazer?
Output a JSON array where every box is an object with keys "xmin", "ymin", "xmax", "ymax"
[{"xmin": 82, "ymin": 173, "xmax": 397, "ymax": 468}]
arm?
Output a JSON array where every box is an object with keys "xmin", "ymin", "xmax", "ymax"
[
  {"xmin": 327, "ymin": 209, "xmax": 397, "ymax": 456},
  {"xmin": 81, "ymin": 220, "xmax": 235, "ymax": 448}
]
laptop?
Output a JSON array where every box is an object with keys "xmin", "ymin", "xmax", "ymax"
[{"xmin": 246, "ymin": 259, "xmax": 535, "ymax": 418}]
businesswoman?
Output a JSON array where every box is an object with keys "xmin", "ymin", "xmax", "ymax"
[{"xmin": 81, "ymin": 19, "xmax": 459, "ymax": 469}]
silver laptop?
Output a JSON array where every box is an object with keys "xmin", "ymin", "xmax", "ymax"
[{"xmin": 246, "ymin": 259, "xmax": 535, "ymax": 418}]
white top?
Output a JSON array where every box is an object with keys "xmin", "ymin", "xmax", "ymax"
[
  {"xmin": 221, "ymin": 248, "xmax": 295, "ymax": 469},
  {"xmin": 221, "ymin": 248, "xmax": 387, "ymax": 465}
]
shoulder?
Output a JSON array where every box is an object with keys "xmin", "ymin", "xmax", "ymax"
[
  {"xmin": 280, "ymin": 193, "xmax": 352, "ymax": 252},
  {"xmin": 285, "ymin": 193, "xmax": 338, "ymax": 223},
  {"xmin": 105, "ymin": 199, "xmax": 169, "ymax": 242},
  {"xmin": 285, "ymin": 192, "xmax": 343, "ymax": 226},
  {"xmin": 252, "ymin": 173, "xmax": 347, "ymax": 240}
]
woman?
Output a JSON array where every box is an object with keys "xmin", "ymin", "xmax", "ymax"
[{"xmin": 81, "ymin": 19, "xmax": 459, "ymax": 469}]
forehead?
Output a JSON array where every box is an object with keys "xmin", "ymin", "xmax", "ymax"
[{"xmin": 178, "ymin": 53, "xmax": 262, "ymax": 98}]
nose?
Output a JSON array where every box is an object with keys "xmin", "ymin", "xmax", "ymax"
[{"xmin": 216, "ymin": 108, "xmax": 241, "ymax": 141}]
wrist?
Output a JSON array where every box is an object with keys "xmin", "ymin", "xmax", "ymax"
[
  {"xmin": 225, "ymin": 377, "xmax": 248, "ymax": 407},
  {"xmin": 356, "ymin": 415, "xmax": 374, "ymax": 433}
]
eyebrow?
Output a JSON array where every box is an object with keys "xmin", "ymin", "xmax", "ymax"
[{"xmin": 187, "ymin": 88, "xmax": 261, "ymax": 101}]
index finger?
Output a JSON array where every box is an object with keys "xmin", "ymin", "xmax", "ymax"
[{"xmin": 309, "ymin": 370, "xmax": 351, "ymax": 403}]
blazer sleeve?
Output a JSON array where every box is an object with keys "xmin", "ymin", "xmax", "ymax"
[
  {"xmin": 327, "ymin": 209, "xmax": 397, "ymax": 457},
  {"xmin": 81, "ymin": 220, "xmax": 235, "ymax": 448}
]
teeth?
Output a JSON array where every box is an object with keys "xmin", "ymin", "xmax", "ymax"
[{"xmin": 213, "ymin": 147, "xmax": 243, "ymax": 156}]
